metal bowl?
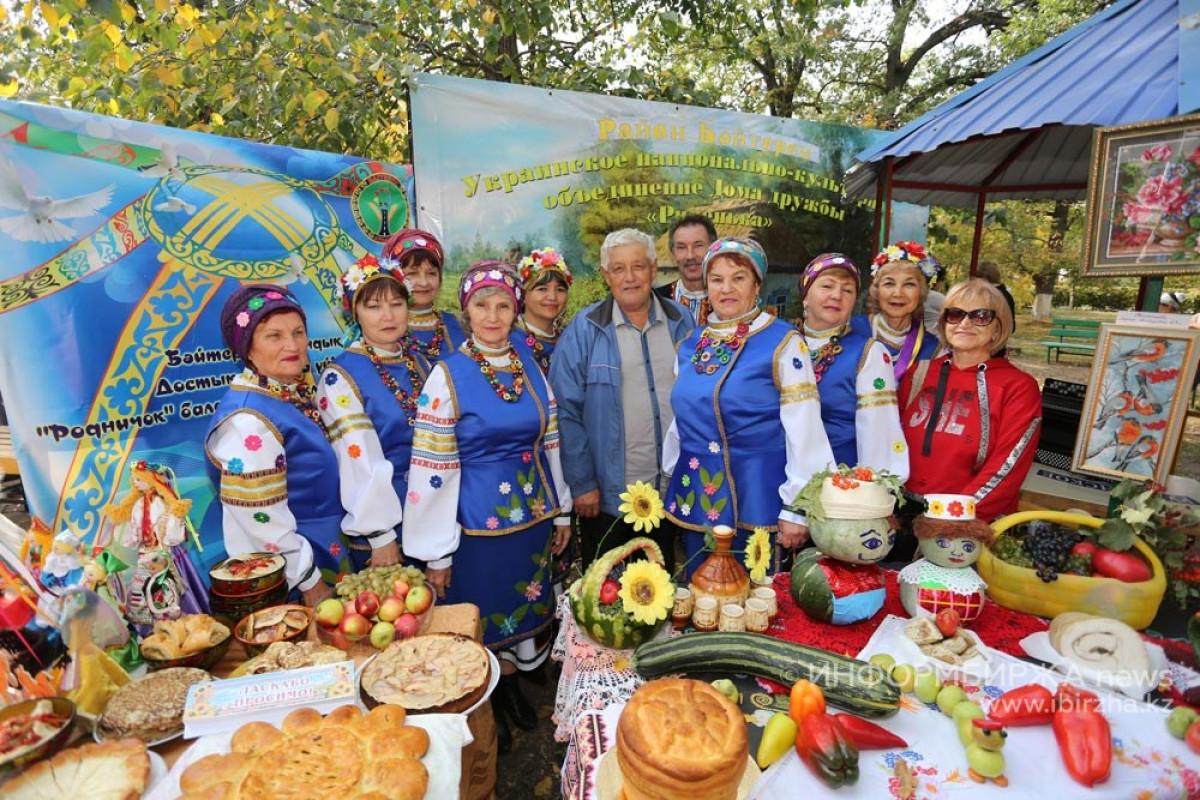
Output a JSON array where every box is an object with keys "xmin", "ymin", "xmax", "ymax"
[
  {"xmin": 0, "ymin": 696, "xmax": 77, "ymax": 775},
  {"xmin": 208, "ymin": 552, "xmax": 287, "ymax": 596}
]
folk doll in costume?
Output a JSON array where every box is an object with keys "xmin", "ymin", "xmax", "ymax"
[
  {"xmin": 403, "ymin": 261, "xmax": 572, "ymax": 749},
  {"xmin": 101, "ymin": 460, "xmax": 208, "ymax": 626},
  {"xmin": 205, "ymin": 285, "xmax": 341, "ymax": 607},
  {"xmin": 382, "ymin": 228, "xmax": 465, "ymax": 364},
  {"xmin": 797, "ymin": 254, "xmax": 909, "ymax": 480},
  {"xmin": 859, "ymin": 241, "xmax": 941, "ymax": 382},
  {"xmin": 898, "ymin": 494, "xmax": 994, "ymax": 621},
  {"xmin": 316, "ymin": 254, "xmax": 426, "ymax": 572},
  {"xmin": 511, "ymin": 247, "xmax": 572, "ymax": 376},
  {"xmin": 663, "ymin": 238, "xmax": 835, "ymax": 570}
]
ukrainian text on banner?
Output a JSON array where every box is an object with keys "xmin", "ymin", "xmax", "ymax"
[
  {"xmin": 410, "ymin": 72, "xmax": 926, "ymax": 311},
  {"xmin": 0, "ymin": 99, "xmax": 413, "ymax": 572}
]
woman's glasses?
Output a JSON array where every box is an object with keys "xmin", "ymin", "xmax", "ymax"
[{"xmin": 943, "ymin": 307, "xmax": 997, "ymax": 326}]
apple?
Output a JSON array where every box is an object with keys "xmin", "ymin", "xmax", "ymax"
[
  {"xmin": 936, "ymin": 684, "xmax": 968, "ymax": 716},
  {"xmin": 369, "ymin": 621, "xmax": 396, "ymax": 650},
  {"xmin": 599, "ymin": 579, "xmax": 620, "ymax": 605},
  {"xmin": 405, "ymin": 585, "xmax": 433, "ymax": 615},
  {"xmin": 913, "ymin": 668, "xmax": 943, "ymax": 705},
  {"xmin": 869, "ymin": 653, "xmax": 896, "ymax": 673},
  {"xmin": 339, "ymin": 612, "xmax": 372, "ymax": 639},
  {"xmin": 378, "ymin": 595, "xmax": 406, "ymax": 623},
  {"xmin": 392, "ymin": 576, "xmax": 411, "ymax": 599},
  {"xmin": 315, "ymin": 597, "xmax": 346, "ymax": 629},
  {"xmin": 355, "ymin": 590, "xmax": 381, "ymax": 619},
  {"xmin": 935, "ymin": 608, "xmax": 961, "ymax": 638},
  {"xmin": 395, "ymin": 612, "xmax": 421, "ymax": 639},
  {"xmin": 891, "ymin": 664, "xmax": 917, "ymax": 693},
  {"xmin": 954, "ymin": 701, "xmax": 985, "ymax": 746}
]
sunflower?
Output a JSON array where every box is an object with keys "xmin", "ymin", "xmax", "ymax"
[
  {"xmin": 745, "ymin": 527, "xmax": 771, "ymax": 582},
  {"xmin": 618, "ymin": 561, "xmax": 674, "ymax": 625},
  {"xmin": 618, "ymin": 481, "xmax": 665, "ymax": 532}
]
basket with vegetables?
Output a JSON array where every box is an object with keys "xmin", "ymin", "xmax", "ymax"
[{"xmin": 977, "ymin": 511, "xmax": 1165, "ymax": 629}]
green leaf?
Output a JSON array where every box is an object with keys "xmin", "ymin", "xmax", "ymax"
[{"xmin": 1096, "ymin": 518, "xmax": 1136, "ymax": 552}]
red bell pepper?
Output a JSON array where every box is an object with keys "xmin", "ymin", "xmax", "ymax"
[
  {"xmin": 1055, "ymin": 682, "xmax": 1101, "ymax": 713},
  {"xmin": 1053, "ymin": 704, "xmax": 1112, "ymax": 787},
  {"xmin": 795, "ymin": 712, "xmax": 860, "ymax": 788},
  {"xmin": 829, "ymin": 714, "xmax": 907, "ymax": 750},
  {"xmin": 989, "ymin": 684, "xmax": 1055, "ymax": 726}
]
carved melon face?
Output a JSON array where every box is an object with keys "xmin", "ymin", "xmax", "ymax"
[
  {"xmin": 919, "ymin": 535, "xmax": 983, "ymax": 568},
  {"xmin": 809, "ymin": 517, "xmax": 895, "ymax": 563}
]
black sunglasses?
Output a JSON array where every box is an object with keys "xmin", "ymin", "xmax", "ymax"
[{"xmin": 944, "ymin": 307, "xmax": 997, "ymax": 326}]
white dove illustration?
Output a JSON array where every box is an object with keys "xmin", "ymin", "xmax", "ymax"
[
  {"xmin": 0, "ymin": 158, "xmax": 115, "ymax": 243},
  {"xmin": 153, "ymin": 195, "xmax": 196, "ymax": 214},
  {"xmin": 280, "ymin": 252, "xmax": 310, "ymax": 285},
  {"xmin": 139, "ymin": 142, "xmax": 184, "ymax": 180}
]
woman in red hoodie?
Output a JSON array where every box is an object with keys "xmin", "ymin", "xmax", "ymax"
[{"xmin": 899, "ymin": 279, "xmax": 1041, "ymax": 525}]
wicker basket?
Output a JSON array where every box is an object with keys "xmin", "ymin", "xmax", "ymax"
[{"xmin": 977, "ymin": 510, "xmax": 1166, "ymax": 630}]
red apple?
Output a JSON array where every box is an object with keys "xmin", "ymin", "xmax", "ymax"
[
  {"xmin": 354, "ymin": 590, "xmax": 381, "ymax": 619},
  {"xmin": 369, "ymin": 621, "xmax": 396, "ymax": 650},
  {"xmin": 395, "ymin": 612, "xmax": 420, "ymax": 639},
  {"xmin": 377, "ymin": 595, "xmax": 406, "ymax": 623},
  {"xmin": 314, "ymin": 597, "xmax": 346, "ymax": 629},
  {"xmin": 935, "ymin": 608, "xmax": 961, "ymax": 638},
  {"xmin": 392, "ymin": 577, "xmax": 411, "ymax": 599},
  {"xmin": 339, "ymin": 612, "xmax": 372, "ymax": 639},
  {"xmin": 405, "ymin": 585, "xmax": 433, "ymax": 615},
  {"xmin": 599, "ymin": 579, "xmax": 619, "ymax": 605}
]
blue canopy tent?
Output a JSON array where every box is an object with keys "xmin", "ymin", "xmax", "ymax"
[{"xmin": 844, "ymin": 0, "xmax": 1199, "ymax": 280}]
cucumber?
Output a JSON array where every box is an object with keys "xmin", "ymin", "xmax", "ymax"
[{"xmin": 631, "ymin": 632, "xmax": 900, "ymax": 718}]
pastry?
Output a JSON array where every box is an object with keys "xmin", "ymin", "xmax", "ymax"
[
  {"xmin": 3, "ymin": 737, "xmax": 150, "ymax": 800},
  {"xmin": 616, "ymin": 677, "xmax": 748, "ymax": 800},
  {"xmin": 1048, "ymin": 611, "xmax": 1151, "ymax": 680},
  {"xmin": 178, "ymin": 704, "xmax": 428, "ymax": 800},
  {"xmin": 238, "ymin": 640, "xmax": 346, "ymax": 675},
  {"xmin": 141, "ymin": 615, "xmax": 230, "ymax": 660},
  {"xmin": 360, "ymin": 633, "xmax": 491, "ymax": 714},
  {"xmin": 97, "ymin": 666, "xmax": 211, "ymax": 742}
]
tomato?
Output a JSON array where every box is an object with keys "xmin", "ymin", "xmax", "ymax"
[
  {"xmin": 1091, "ymin": 549, "xmax": 1152, "ymax": 583},
  {"xmin": 1070, "ymin": 541, "xmax": 1098, "ymax": 558},
  {"xmin": 1187, "ymin": 720, "xmax": 1200, "ymax": 756},
  {"xmin": 935, "ymin": 609, "xmax": 961, "ymax": 637}
]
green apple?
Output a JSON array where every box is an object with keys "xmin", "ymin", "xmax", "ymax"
[
  {"xmin": 954, "ymin": 702, "xmax": 986, "ymax": 746},
  {"xmin": 1167, "ymin": 706, "xmax": 1199, "ymax": 739},
  {"xmin": 913, "ymin": 668, "xmax": 942, "ymax": 705},
  {"xmin": 869, "ymin": 653, "xmax": 896, "ymax": 673},
  {"xmin": 936, "ymin": 684, "xmax": 968, "ymax": 716},
  {"xmin": 891, "ymin": 664, "xmax": 917, "ymax": 693}
]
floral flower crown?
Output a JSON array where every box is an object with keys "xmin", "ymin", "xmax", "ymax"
[
  {"xmin": 459, "ymin": 262, "xmax": 523, "ymax": 310},
  {"xmin": 336, "ymin": 253, "xmax": 407, "ymax": 315},
  {"xmin": 518, "ymin": 247, "xmax": 573, "ymax": 287},
  {"xmin": 871, "ymin": 241, "xmax": 936, "ymax": 279}
]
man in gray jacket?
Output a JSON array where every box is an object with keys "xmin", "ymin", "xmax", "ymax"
[{"xmin": 550, "ymin": 228, "xmax": 694, "ymax": 572}]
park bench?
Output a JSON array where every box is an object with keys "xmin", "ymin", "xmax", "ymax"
[{"xmin": 1041, "ymin": 317, "xmax": 1101, "ymax": 362}]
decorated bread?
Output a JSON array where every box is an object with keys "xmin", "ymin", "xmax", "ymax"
[
  {"xmin": 616, "ymin": 677, "xmax": 748, "ymax": 800},
  {"xmin": 3, "ymin": 737, "xmax": 151, "ymax": 800},
  {"xmin": 1048, "ymin": 611, "xmax": 1151, "ymax": 681},
  {"xmin": 97, "ymin": 667, "xmax": 211, "ymax": 743},
  {"xmin": 360, "ymin": 633, "xmax": 491, "ymax": 714},
  {"xmin": 178, "ymin": 704, "xmax": 428, "ymax": 800}
]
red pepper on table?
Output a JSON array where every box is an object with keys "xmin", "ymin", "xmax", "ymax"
[
  {"xmin": 795, "ymin": 712, "xmax": 860, "ymax": 788},
  {"xmin": 988, "ymin": 684, "xmax": 1055, "ymax": 726},
  {"xmin": 829, "ymin": 713, "xmax": 907, "ymax": 750},
  {"xmin": 1052, "ymin": 684, "xmax": 1112, "ymax": 787}
]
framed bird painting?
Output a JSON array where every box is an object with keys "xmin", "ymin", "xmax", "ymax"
[{"xmin": 1073, "ymin": 324, "xmax": 1200, "ymax": 484}]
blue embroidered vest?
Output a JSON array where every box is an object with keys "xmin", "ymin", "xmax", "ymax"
[
  {"xmin": 408, "ymin": 311, "xmax": 465, "ymax": 363},
  {"xmin": 815, "ymin": 321, "xmax": 874, "ymax": 468}
]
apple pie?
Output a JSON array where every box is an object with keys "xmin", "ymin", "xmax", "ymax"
[
  {"xmin": 360, "ymin": 633, "xmax": 491, "ymax": 714},
  {"xmin": 178, "ymin": 704, "xmax": 428, "ymax": 800},
  {"xmin": 3, "ymin": 737, "xmax": 151, "ymax": 800}
]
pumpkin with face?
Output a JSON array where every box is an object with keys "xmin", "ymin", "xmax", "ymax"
[{"xmin": 898, "ymin": 494, "xmax": 995, "ymax": 621}]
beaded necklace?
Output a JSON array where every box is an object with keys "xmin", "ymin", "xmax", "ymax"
[
  {"xmin": 250, "ymin": 369, "xmax": 328, "ymax": 434},
  {"xmin": 516, "ymin": 316, "xmax": 558, "ymax": 376},
  {"xmin": 406, "ymin": 309, "xmax": 448, "ymax": 360},
  {"xmin": 690, "ymin": 310, "xmax": 756, "ymax": 375},
  {"xmin": 805, "ymin": 323, "xmax": 849, "ymax": 384},
  {"xmin": 363, "ymin": 343, "xmax": 421, "ymax": 426},
  {"xmin": 466, "ymin": 338, "xmax": 525, "ymax": 402}
]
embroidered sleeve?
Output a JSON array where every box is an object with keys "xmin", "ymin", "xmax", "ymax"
[
  {"xmin": 206, "ymin": 411, "xmax": 318, "ymax": 591},
  {"xmin": 402, "ymin": 364, "xmax": 462, "ymax": 565},
  {"xmin": 854, "ymin": 340, "xmax": 910, "ymax": 483},
  {"xmin": 316, "ymin": 364, "xmax": 401, "ymax": 547},
  {"xmin": 776, "ymin": 332, "xmax": 836, "ymax": 524},
  {"xmin": 157, "ymin": 498, "xmax": 187, "ymax": 548},
  {"xmin": 540, "ymin": 373, "xmax": 573, "ymax": 518},
  {"xmin": 968, "ymin": 370, "xmax": 1042, "ymax": 519}
]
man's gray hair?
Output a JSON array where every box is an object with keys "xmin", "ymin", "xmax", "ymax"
[{"xmin": 599, "ymin": 228, "xmax": 656, "ymax": 271}]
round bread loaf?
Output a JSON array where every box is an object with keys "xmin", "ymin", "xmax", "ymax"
[{"xmin": 616, "ymin": 677, "xmax": 748, "ymax": 800}]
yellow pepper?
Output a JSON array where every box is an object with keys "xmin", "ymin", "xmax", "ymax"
[{"xmin": 757, "ymin": 712, "xmax": 799, "ymax": 769}]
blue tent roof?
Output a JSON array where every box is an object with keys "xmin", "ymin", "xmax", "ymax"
[{"xmin": 845, "ymin": 0, "xmax": 1199, "ymax": 206}]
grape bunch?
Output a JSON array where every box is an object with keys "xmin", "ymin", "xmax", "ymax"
[
  {"xmin": 1022, "ymin": 524, "xmax": 1080, "ymax": 582},
  {"xmin": 991, "ymin": 535, "xmax": 1033, "ymax": 568},
  {"xmin": 335, "ymin": 564, "xmax": 426, "ymax": 601}
]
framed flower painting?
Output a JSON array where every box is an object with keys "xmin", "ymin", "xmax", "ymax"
[
  {"xmin": 1080, "ymin": 113, "xmax": 1200, "ymax": 276},
  {"xmin": 1072, "ymin": 324, "xmax": 1200, "ymax": 484}
]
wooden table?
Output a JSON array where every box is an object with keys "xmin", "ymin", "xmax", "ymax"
[{"xmin": 157, "ymin": 603, "xmax": 497, "ymax": 800}]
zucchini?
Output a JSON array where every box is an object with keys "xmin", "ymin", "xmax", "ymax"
[{"xmin": 631, "ymin": 632, "xmax": 900, "ymax": 718}]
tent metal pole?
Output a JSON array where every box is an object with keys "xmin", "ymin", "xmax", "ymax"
[
  {"xmin": 883, "ymin": 157, "xmax": 894, "ymax": 245},
  {"xmin": 969, "ymin": 190, "xmax": 987, "ymax": 275},
  {"xmin": 873, "ymin": 166, "xmax": 885, "ymax": 251}
]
